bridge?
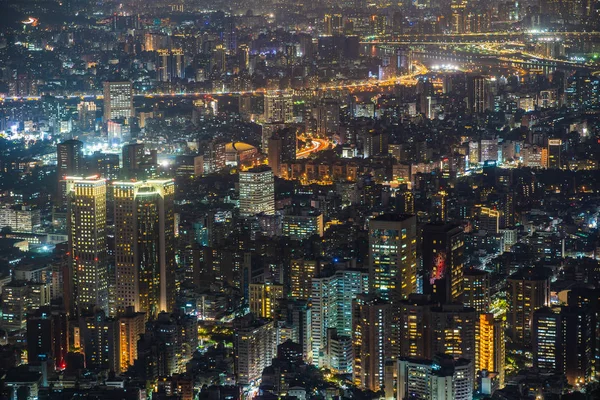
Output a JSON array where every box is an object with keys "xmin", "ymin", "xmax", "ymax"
[{"xmin": 361, "ymin": 31, "xmax": 600, "ymax": 44}]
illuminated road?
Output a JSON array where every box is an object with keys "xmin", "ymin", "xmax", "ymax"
[
  {"xmin": 296, "ymin": 139, "xmax": 330, "ymax": 159},
  {"xmin": 0, "ymin": 63, "xmax": 428, "ymax": 103}
]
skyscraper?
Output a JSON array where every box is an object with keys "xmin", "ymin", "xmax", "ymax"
[
  {"xmin": 352, "ymin": 294, "xmax": 392, "ymax": 392},
  {"xmin": 103, "ymin": 81, "xmax": 134, "ymax": 122},
  {"xmin": 239, "ymin": 166, "xmax": 275, "ymax": 217},
  {"xmin": 468, "ymin": 75, "xmax": 491, "ymax": 114},
  {"xmin": 463, "ymin": 268, "xmax": 490, "ymax": 313},
  {"xmin": 507, "ymin": 267, "xmax": 551, "ymax": 345},
  {"xmin": 233, "ymin": 314, "xmax": 278, "ymax": 385},
  {"xmin": 67, "ymin": 176, "xmax": 108, "ymax": 314},
  {"xmin": 290, "ymin": 259, "xmax": 319, "ymax": 301},
  {"xmin": 263, "ymin": 92, "xmax": 294, "ymax": 123},
  {"xmin": 479, "ymin": 207, "xmax": 500, "ymax": 234},
  {"xmin": 156, "ymin": 49, "xmax": 185, "ymax": 82},
  {"xmin": 311, "ymin": 268, "xmax": 369, "ymax": 365},
  {"xmin": 249, "ymin": 282, "xmax": 284, "ymax": 319},
  {"xmin": 57, "ymin": 140, "xmax": 83, "ymax": 205},
  {"xmin": 368, "ymin": 213, "xmax": 417, "ymax": 303},
  {"xmin": 547, "ymin": 139, "xmax": 562, "ymax": 169},
  {"xmin": 113, "ymin": 180, "xmax": 176, "ymax": 316},
  {"xmin": 118, "ymin": 308, "xmax": 145, "ymax": 372},
  {"xmin": 476, "ymin": 313, "xmax": 505, "ymax": 389},
  {"xmin": 430, "ymin": 303, "xmax": 477, "ymax": 379},
  {"xmin": 422, "ymin": 223, "xmax": 465, "ymax": 304},
  {"xmin": 532, "ymin": 306, "xmax": 594, "ymax": 385}
]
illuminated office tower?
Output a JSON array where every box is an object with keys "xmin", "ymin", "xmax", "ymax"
[
  {"xmin": 431, "ymin": 191, "xmax": 447, "ymax": 222},
  {"xmin": 479, "ymin": 139, "xmax": 498, "ymax": 164},
  {"xmin": 468, "ymin": 75, "xmax": 491, "ymax": 114},
  {"xmin": 311, "ymin": 269, "xmax": 369, "ymax": 366},
  {"xmin": 463, "ymin": 268, "xmax": 490, "ymax": 313},
  {"xmin": 263, "ymin": 92, "xmax": 294, "ymax": 123},
  {"xmin": 547, "ymin": 139, "xmax": 562, "ymax": 169},
  {"xmin": 422, "ymin": 223, "xmax": 464, "ymax": 304},
  {"xmin": 67, "ymin": 176, "xmax": 108, "ymax": 314},
  {"xmin": 532, "ymin": 306, "xmax": 594, "ymax": 385},
  {"xmin": 249, "ymin": 282, "xmax": 284, "ymax": 319},
  {"xmin": 156, "ymin": 49, "xmax": 185, "ymax": 82},
  {"xmin": 368, "ymin": 214, "xmax": 417, "ymax": 303},
  {"xmin": 430, "ymin": 303, "xmax": 477, "ymax": 378},
  {"xmin": 479, "ymin": 207, "xmax": 500, "ymax": 234},
  {"xmin": 507, "ymin": 267, "xmax": 551, "ymax": 345},
  {"xmin": 1, "ymin": 282, "xmax": 31, "ymax": 332},
  {"xmin": 468, "ymin": 141, "xmax": 480, "ymax": 167},
  {"xmin": 239, "ymin": 166, "xmax": 275, "ymax": 217},
  {"xmin": 290, "ymin": 259, "xmax": 319, "ymax": 300},
  {"xmin": 532, "ymin": 307, "xmax": 560, "ymax": 372},
  {"xmin": 283, "ymin": 299, "xmax": 313, "ymax": 363},
  {"xmin": 282, "ymin": 208, "xmax": 324, "ymax": 240},
  {"xmin": 57, "ymin": 140, "xmax": 83, "ymax": 205},
  {"xmin": 233, "ymin": 314, "xmax": 277, "ymax": 385},
  {"xmin": 314, "ymin": 98, "xmax": 340, "ymax": 135},
  {"xmin": 103, "ymin": 81, "xmax": 134, "ymax": 122},
  {"xmin": 352, "ymin": 294, "xmax": 391, "ymax": 392},
  {"xmin": 113, "ymin": 180, "xmax": 176, "ymax": 316},
  {"xmin": 398, "ymin": 294, "xmax": 433, "ymax": 359},
  {"xmin": 476, "ymin": 313, "xmax": 505, "ymax": 389},
  {"xmin": 79, "ymin": 310, "xmax": 120, "ymax": 373},
  {"xmin": 397, "ymin": 354, "xmax": 473, "ymax": 400},
  {"xmin": 118, "ymin": 308, "xmax": 145, "ymax": 372}
]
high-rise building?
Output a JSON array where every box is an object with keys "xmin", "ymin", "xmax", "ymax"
[
  {"xmin": 122, "ymin": 142, "xmax": 145, "ymax": 174},
  {"xmin": 476, "ymin": 313, "xmax": 505, "ymax": 389},
  {"xmin": 66, "ymin": 176, "xmax": 108, "ymax": 314},
  {"xmin": 368, "ymin": 214, "xmax": 417, "ymax": 303},
  {"xmin": 422, "ymin": 223, "xmax": 465, "ymax": 304},
  {"xmin": 239, "ymin": 167, "xmax": 275, "ymax": 217},
  {"xmin": 267, "ymin": 135, "xmax": 283, "ymax": 177},
  {"xmin": 290, "ymin": 259, "xmax": 319, "ymax": 300},
  {"xmin": 118, "ymin": 308, "xmax": 146, "ymax": 373},
  {"xmin": 311, "ymin": 268, "xmax": 369, "ymax": 365},
  {"xmin": 282, "ymin": 299, "xmax": 313, "ymax": 363},
  {"xmin": 282, "ymin": 208, "xmax": 324, "ymax": 240},
  {"xmin": 479, "ymin": 207, "xmax": 500, "ymax": 234},
  {"xmin": 532, "ymin": 306, "xmax": 594, "ymax": 385},
  {"xmin": 532, "ymin": 307, "xmax": 560, "ymax": 372},
  {"xmin": 463, "ymin": 268, "xmax": 490, "ymax": 313},
  {"xmin": 79, "ymin": 310, "xmax": 120, "ymax": 373},
  {"xmin": 507, "ymin": 267, "xmax": 552, "ymax": 345},
  {"xmin": 26, "ymin": 307, "xmax": 68, "ymax": 369},
  {"xmin": 233, "ymin": 314, "xmax": 278, "ymax": 385},
  {"xmin": 1, "ymin": 281, "xmax": 31, "ymax": 332},
  {"xmin": 430, "ymin": 303, "xmax": 477, "ymax": 378},
  {"xmin": 468, "ymin": 75, "xmax": 491, "ymax": 114},
  {"xmin": 352, "ymin": 294, "xmax": 391, "ymax": 392},
  {"xmin": 323, "ymin": 328, "xmax": 354, "ymax": 374},
  {"xmin": 113, "ymin": 180, "xmax": 176, "ymax": 316},
  {"xmin": 57, "ymin": 140, "xmax": 84, "ymax": 204},
  {"xmin": 547, "ymin": 139, "xmax": 562, "ymax": 169},
  {"xmin": 263, "ymin": 92, "xmax": 294, "ymax": 123},
  {"xmin": 103, "ymin": 81, "xmax": 134, "ymax": 122},
  {"xmin": 314, "ymin": 98, "xmax": 340, "ymax": 135},
  {"xmin": 398, "ymin": 294, "xmax": 433, "ymax": 359},
  {"xmin": 397, "ymin": 354, "xmax": 473, "ymax": 400},
  {"xmin": 156, "ymin": 49, "xmax": 185, "ymax": 82},
  {"xmin": 249, "ymin": 282, "xmax": 284, "ymax": 319},
  {"xmin": 89, "ymin": 152, "xmax": 120, "ymax": 180}
]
